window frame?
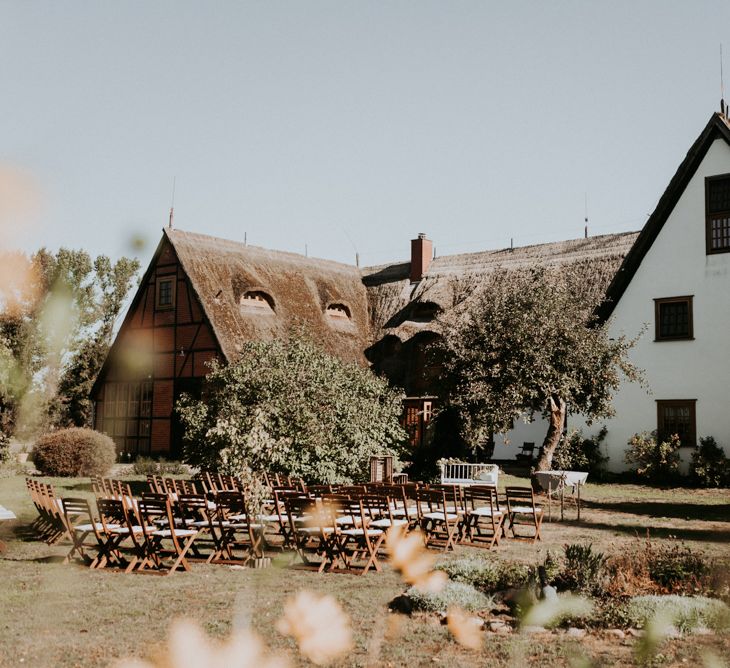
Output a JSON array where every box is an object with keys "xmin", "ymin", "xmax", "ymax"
[
  {"xmin": 653, "ymin": 295, "xmax": 694, "ymax": 341},
  {"xmin": 155, "ymin": 276, "xmax": 176, "ymax": 311},
  {"xmin": 705, "ymin": 173, "xmax": 730, "ymax": 255},
  {"xmin": 656, "ymin": 399, "xmax": 697, "ymax": 448}
]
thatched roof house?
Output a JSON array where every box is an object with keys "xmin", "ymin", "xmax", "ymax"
[{"xmin": 92, "ymin": 226, "xmax": 639, "ymax": 457}]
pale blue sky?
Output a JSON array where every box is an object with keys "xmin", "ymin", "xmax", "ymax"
[{"xmin": 1, "ymin": 1, "xmax": 728, "ymax": 268}]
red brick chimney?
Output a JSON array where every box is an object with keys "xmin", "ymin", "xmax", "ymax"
[{"xmin": 410, "ymin": 233, "xmax": 433, "ymax": 282}]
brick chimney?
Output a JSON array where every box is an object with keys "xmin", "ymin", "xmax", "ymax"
[{"xmin": 410, "ymin": 233, "xmax": 433, "ymax": 282}]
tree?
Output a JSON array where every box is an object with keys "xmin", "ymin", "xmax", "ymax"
[
  {"xmin": 436, "ymin": 266, "xmax": 642, "ymax": 471},
  {"xmin": 0, "ymin": 248, "xmax": 139, "ymax": 436},
  {"xmin": 177, "ymin": 334, "xmax": 408, "ymax": 483}
]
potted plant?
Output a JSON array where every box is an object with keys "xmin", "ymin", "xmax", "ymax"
[{"xmin": 17, "ymin": 446, "xmax": 29, "ymax": 464}]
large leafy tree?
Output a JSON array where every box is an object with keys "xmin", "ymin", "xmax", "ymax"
[
  {"xmin": 177, "ymin": 334, "xmax": 408, "ymax": 483},
  {"xmin": 436, "ymin": 266, "xmax": 642, "ymax": 471},
  {"xmin": 0, "ymin": 248, "xmax": 139, "ymax": 436}
]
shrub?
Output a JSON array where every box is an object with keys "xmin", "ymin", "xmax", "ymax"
[
  {"xmin": 556, "ymin": 543, "xmax": 606, "ymax": 594},
  {"xmin": 32, "ymin": 428, "xmax": 116, "ymax": 477},
  {"xmin": 553, "ymin": 427, "xmax": 608, "ymax": 477},
  {"xmin": 131, "ymin": 457, "xmax": 187, "ymax": 476},
  {"xmin": 406, "ymin": 581, "xmax": 493, "ymax": 613},
  {"xmin": 436, "ymin": 555, "xmax": 531, "ymax": 592},
  {"xmin": 690, "ymin": 436, "xmax": 730, "ymax": 488},
  {"xmin": 624, "ymin": 431, "xmax": 681, "ymax": 483},
  {"xmin": 176, "ymin": 334, "xmax": 407, "ymax": 484},
  {"xmin": 647, "ymin": 542, "xmax": 709, "ymax": 593},
  {"xmin": 623, "ymin": 595, "xmax": 729, "ymax": 633}
]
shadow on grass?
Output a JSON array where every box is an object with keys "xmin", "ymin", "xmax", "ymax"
[
  {"xmin": 565, "ymin": 518, "xmax": 730, "ymax": 543},
  {"xmin": 583, "ymin": 499, "xmax": 730, "ymax": 523},
  {"xmin": 0, "ymin": 554, "xmax": 66, "ymax": 563}
]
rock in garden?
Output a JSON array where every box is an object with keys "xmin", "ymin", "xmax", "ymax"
[
  {"xmin": 565, "ymin": 627, "xmax": 587, "ymax": 638},
  {"xmin": 605, "ymin": 629, "xmax": 625, "ymax": 639},
  {"xmin": 540, "ymin": 585, "xmax": 558, "ymax": 602}
]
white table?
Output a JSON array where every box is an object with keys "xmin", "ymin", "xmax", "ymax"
[
  {"xmin": 534, "ymin": 471, "xmax": 589, "ymax": 521},
  {"xmin": 0, "ymin": 505, "xmax": 16, "ymax": 521}
]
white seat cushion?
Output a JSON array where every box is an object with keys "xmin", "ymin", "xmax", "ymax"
[
  {"xmin": 369, "ymin": 518, "xmax": 408, "ymax": 528},
  {"xmin": 297, "ymin": 526, "xmax": 334, "ymax": 534},
  {"xmin": 509, "ymin": 505, "xmax": 542, "ymax": 514},
  {"xmin": 470, "ymin": 507, "xmax": 502, "ymax": 517},
  {"xmin": 335, "ymin": 515, "xmax": 360, "ymax": 525},
  {"xmin": 111, "ymin": 525, "xmax": 147, "ymax": 534},
  {"xmin": 153, "ymin": 528, "xmax": 197, "ymax": 537},
  {"xmin": 340, "ymin": 528, "xmax": 383, "ymax": 536},
  {"xmin": 75, "ymin": 522, "xmax": 116, "ymax": 532},
  {"xmin": 423, "ymin": 512, "xmax": 459, "ymax": 521},
  {"xmin": 256, "ymin": 514, "xmax": 281, "ymax": 523}
]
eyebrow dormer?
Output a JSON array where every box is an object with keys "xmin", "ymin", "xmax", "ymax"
[
  {"xmin": 325, "ymin": 303, "xmax": 351, "ymax": 319},
  {"xmin": 240, "ymin": 290, "xmax": 275, "ymax": 313}
]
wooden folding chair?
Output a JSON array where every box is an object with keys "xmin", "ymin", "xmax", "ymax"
[
  {"xmin": 61, "ymin": 497, "xmax": 114, "ymax": 567},
  {"xmin": 95, "ymin": 498, "xmax": 135, "ymax": 569},
  {"xmin": 330, "ymin": 498, "xmax": 385, "ymax": 574},
  {"xmin": 210, "ymin": 491, "xmax": 264, "ymax": 566},
  {"xmin": 177, "ymin": 493, "xmax": 219, "ymax": 562},
  {"xmin": 137, "ymin": 495, "xmax": 198, "ymax": 574},
  {"xmin": 361, "ymin": 493, "xmax": 408, "ymax": 532},
  {"xmin": 284, "ymin": 495, "xmax": 338, "ymax": 571},
  {"xmin": 415, "ymin": 488, "xmax": 462, "ymax": 551},
  {"xmin": 463, "ymin": 485, "xmax": 504, "ymax": 549},
  {"xmin": 504, "ymin": 486, "xmax": 543, "ymax": 542}
]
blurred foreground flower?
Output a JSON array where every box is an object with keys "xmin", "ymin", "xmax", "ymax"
[
  {"xmin": 275, "ymin": 590, "xmax": 353, "ymax": 665},
  {"xmin": 447, "ymin": 607, "xmax": 483, "ymax": 650},
  {"xmin": 386, "ymin": 527, "xmax": 447, "ymax": 593},
  {"xmin": 114, "ymin": 618, "xmax": 287, "ymax": 668}
]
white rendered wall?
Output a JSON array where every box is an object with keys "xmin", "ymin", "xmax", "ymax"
[{"xmin": 576, "ymin": 137, "xmax": 730, "ymax": 471}]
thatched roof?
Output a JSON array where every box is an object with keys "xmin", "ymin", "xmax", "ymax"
[
  {"xmin": 166, "ymin": 228, "xmax": 370, "ymax": 365},
  {"xmin": 362, "ymin": 231, "xmax": 639, "ymax": 342}
]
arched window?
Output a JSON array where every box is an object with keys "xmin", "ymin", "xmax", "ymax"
[
  {"xmin": 325, "ymin": 303, "xmax": 351, "ymax": 319},
  {"xmin": 240, "ymin": 290, "xmax": 275, "ymax": 313}
]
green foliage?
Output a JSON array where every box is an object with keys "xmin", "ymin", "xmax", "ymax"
[
  {"xmin": 176, "ymin": 334, "xmax": 407, "ymax": 484},
  {"xmin": 0, "ymin": 248, "xmax": 139, "ymax": 437},
  {"xmin": 553, "ymin": 427, "xmax": 608, "ymax": 477},
  {"xmin": 625, "ymin": 431, "xmax": 681, "ymax": 483},
  {"xmin": 406, "ymin": 581, "xmax": 493, "ymax": 613},
  {"xmin": 557, "ymin": 543, "xmax": 606, "ymax": 594},
  {"xmin": 622, "ymin": 595, "xmax": 730, "ymax": 633},
  {"xmin": 690, "ymin": 436, "xmax": 730, "ymax": 488},
  {"xmin": 647, "ymin": 542, "xmax": 709, "ymax": 592},
  {"xmin": 32, "ymin": 427, "xmax": 116, "ymax": 477},
  {"xmin": 436, "ymin": 266, "xmax": 641, "ymax": 468},
  {"xmin": 131, "ymin": 457, "xmax": 187, "ymax": 476},
  {"xmin": 0, "ymin": 429, "xmax": 10, "ymax": 465},
  {"xmin": 436, "ymin": 555, "xmax": 531, "ymax": 592}
]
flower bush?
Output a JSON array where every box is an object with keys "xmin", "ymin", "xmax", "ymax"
[{"xmin": 624, "ymin": 431, "xmax": 681, "ymax": 483}]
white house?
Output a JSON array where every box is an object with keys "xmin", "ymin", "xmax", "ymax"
[{"xmin": 574, "ymin": 111, "xmax": 730, "ymax": 471}]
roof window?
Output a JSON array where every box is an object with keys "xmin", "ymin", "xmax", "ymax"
[
  {"xmin": 240, "ymin": 290, "xmax": 275, "ymax": 313},
  {"xmin": 326, "ymin": 303, "xmax": 351, "ymax": 319}
]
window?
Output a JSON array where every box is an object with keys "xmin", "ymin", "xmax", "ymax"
[
  {"xmin": 657, "ymin": 399, "xmax": 696, "ymax": 447},
  {"xmin": 706, "ymin": 174, "xmax": 730, "ymax": 254},
  {"xmin": 95, "ymin": 380, "xmax": 153, "ymax": 456},
  {"xmin": 240, "ymin": 290, "xmax": 275, "ymax": 312},
  {"xmin": 155, "ymin": 276, "xmax": 175, "ymax": 310},
  {"xmin": 654, "ymin": 296, "xmax": 693, "ymax": 341},
  {"xmin": 325, "ymin": 303, "xmax": 351, "ymax": 319}
]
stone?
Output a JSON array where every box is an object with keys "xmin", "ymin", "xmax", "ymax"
[
  {"xmin": 565, "ymin": 627, "xmax": 587, "ymax": 638},
  {"xmin": 626, "ymin": 628, "xmax": 644, "ymax": 638},
  {"xmin": 605, "ymin": 629, "xmax": 625, "ymax": 640},
  {"xmin": 489, "ymin": 621, "xmax": 507, "ymax": 632}
]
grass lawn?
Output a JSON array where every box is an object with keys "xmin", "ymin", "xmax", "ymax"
[{"xmin": 1, "ymin": 471, "xmax": 728, "ymax": 667}]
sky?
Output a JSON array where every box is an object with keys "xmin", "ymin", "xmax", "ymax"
[{"xmin": 1, "ymin": 1, "xmax": 729, "ymax": 269}]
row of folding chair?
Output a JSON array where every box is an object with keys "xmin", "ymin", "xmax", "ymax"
[
  {"xmin": 26, "ymin": 478, "xmax": 70, "ymax": 545},
  {"xmin": 59, "ymin": 488, "xmax": 265, "ymax": 574}
]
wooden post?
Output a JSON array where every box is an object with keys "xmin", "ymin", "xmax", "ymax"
[{"xmin": 577, "ymin": 483, "xmax": 581, "ymax": 522}]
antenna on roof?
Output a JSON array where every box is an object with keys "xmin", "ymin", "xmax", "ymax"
[
  {"xmin": 721, "ymin": 44, "xmax": 726, "ymax": 117},
  {"xmin": 168, "ymin": 177, "xmax": 176, "ymax": 229},
  {"xmin": 584, "ymin": 192, "xmax": 589, "ymax": 238},
  {"xmin": 510, "ymin": 237, "xmax": 514, "ymax": 251},
  {"xmin": 305, "ymin": 243, "xmax": 308, "ymax": 257},
  {"xmin": 355, "ymin": 252, "xmax": 360, "ymax": 267},
  {"xmin": 244, "ymin": 232, "xmax": 247, "ymax": 246}
]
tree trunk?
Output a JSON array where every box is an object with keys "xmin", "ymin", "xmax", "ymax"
[{"xmin": 534, "ymin": 395, "xmax": 566, "ymax": 472}]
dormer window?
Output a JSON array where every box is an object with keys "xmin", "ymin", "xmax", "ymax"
[
  {"xmin": 326, "ymin": 303, "xmax": 351, "ymax": 319},
  {"xmin": 409, "ymin": 301, "xmax": 441, "ymax": 322},
  {"xmin": 240, "ymin": 290, "xmax": 275, "ymax": 313},
  {"xmin": 706, "ymin": 174, "xmax": 730, "ymax": 254}
]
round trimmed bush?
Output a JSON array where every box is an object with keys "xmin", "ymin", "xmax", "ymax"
[{"xmin": 32, "ymin": 428, "xmax": 116, "ymax": 477}]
